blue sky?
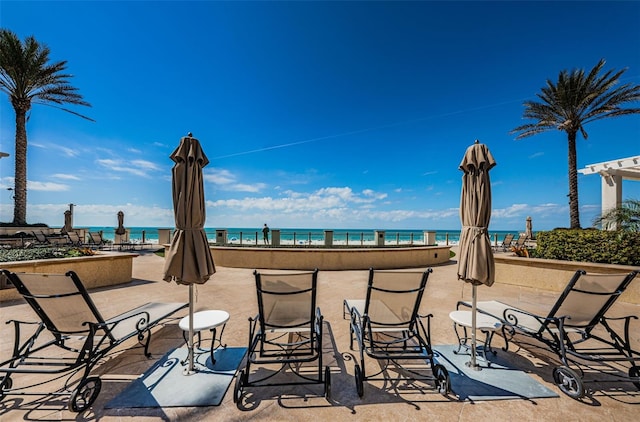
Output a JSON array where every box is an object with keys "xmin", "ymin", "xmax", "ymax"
[{"xmin": 1, "ymin": 1, "xmax": 639, "ymax": 232}]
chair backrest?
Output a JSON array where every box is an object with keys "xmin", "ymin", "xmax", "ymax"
[
  {"xmin": 89, "ymin": 232, "xmax": 105, "ymax": 245},
  {"xmin": 254, "ymin": 269, "xmax": 318, "ymax": 332},
  {"xmin": 514, "ymin": 234, "xmax": 527, "ymax": 247},
  {"xmin": 67, "ymin": 231, "xmax": 82, "ymax": 245},
  {"xmin": 501, "ymin": 233, "xmax": 514, "ymax": 246},
  {"xmin": 546, "ymin": 270, "xmax": 638, "ymax": 332},
  {"xmin": 32, "ymin": 230, "xmax": 48, "ymax": 243},
  {"xmin": 364, "ymin": 268, "xmax": 432, "ymax": 328},
  {"xmin": 3, "ymin": 270, "xmax": 107, "ymax": 336}
]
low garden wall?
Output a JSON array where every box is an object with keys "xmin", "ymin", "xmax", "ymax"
[
  {"xmin": 494, "ymin": 254, "xmax": 640, "ymax": 305},
  {"xmin": 0, "ymin": 252, "xmax": 136, "ymax": 302},
  {"xmin": 205, "ymin": 245, "xmax": 452, "ymax": 270}
]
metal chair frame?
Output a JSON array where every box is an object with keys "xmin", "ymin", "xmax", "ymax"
[{"xmin": 0, "ymin": 270, "xmax": 187, "ymax": 412}]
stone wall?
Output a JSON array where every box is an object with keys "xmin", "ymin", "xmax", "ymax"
[
  {"xmin": 0, "ymin": 252, "xmax": 136, "ymax": 301},
  {"xmin": 494, "ymin": 254, "xmax": 639, "ymax": 304},
  {"xmin": 204, "ymin": 245, "xmax": 451, "ymax": 270}
]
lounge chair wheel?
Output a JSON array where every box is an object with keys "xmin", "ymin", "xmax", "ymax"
[
  {"xmin": 433, "ymin": 364, "xmax": 450, "ymax": 395},
  {"xmin": 324, "ymin": 366, "xmax": 331, "ymax": 398},
  {"xmin": 354, "ymin": 363, "xmax": 364, "ymax": 398},
  {"xmin": 552, "ymin": 366, "xmax": 584, "ymax": 399},
  {"xmin": 0, "ymin": 376, "xmax": 12, "ymax": 401},
  {"xmin": 69, "ymin": 376, "xmax": 101, "ymax": 412},
  {"xmin": 629, "ymin": 366, "xmax": 640, "ymax": 390},
  {"xmin": 233, "ymin": 369, "xmax": 245, "ymax": 404}
]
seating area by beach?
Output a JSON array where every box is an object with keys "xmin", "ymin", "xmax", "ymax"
[{"xmin": 1, "ymin": 248, "xmax": 638, "ymax": 421}]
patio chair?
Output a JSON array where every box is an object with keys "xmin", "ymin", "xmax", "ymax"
[
  {"xmin": 88, "ymin": 231, "xmax": 108, "ymax": 249},
  {"xmin": 494, "ymin": 233, "xmax": 514, "ymax": 252},
  {"xmin": 0, "ymin": 270, "xmax": 187, "ymax": 412},
  {"xmin": 457, "ymin": 270, "xmax": 639, "ymax": 399},
  {"xmin": 513, "ymin": 233, "xmax": 528, "ymax": 248},
  {"xmin": 233, "ymin": 269, "xmax": 330, "ymax": 404},
  {"xmin": 30, "ymin": 229, "xmax": 51, "ymax": 245},
  {"xmin": 31, "ymin": 229, "xmax": 68, "ymax": 246},
  {"xmin": 344, "ymin": 268, "xmax": 450, "ymax": 398},
  {"xmin": 65, "ymin": 231, "xmax": 85, "ymax": 247}
]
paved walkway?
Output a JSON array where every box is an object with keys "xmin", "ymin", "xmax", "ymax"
[{"xmin": 1, "ymin": 250, "xmax": 638, "ymax": 421}]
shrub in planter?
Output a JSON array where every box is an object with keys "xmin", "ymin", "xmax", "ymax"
[
  {"xmin": 535, "ymin": 229, "xmax": 640, "ymax": 266},
  {"xmin": 0, "ymin": 247, "xmax": 96, "ymax": 263}
]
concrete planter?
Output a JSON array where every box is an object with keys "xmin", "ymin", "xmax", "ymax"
[
  {"xmin": 494, "ymin": 254, "xmax": 640, "ymax": 304},
  {"xmin": 0, "ymin": 252, "xmax": 136, "ymax": 302}
]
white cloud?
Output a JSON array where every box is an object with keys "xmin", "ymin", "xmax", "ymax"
[
  {"xmin": 33, "ymin": 141, "xmax": 80, "ymax": 157},
  {"xmin": 130, "ymin": 159, "xmax": 161, "ymax": 171},
  {"xmin": 203, "ymin": 168, "xmax": 267, "ymax": 193},
  {"xmin": 96, "ymin": 158, "xmax": 160, "ymax": 178},
  {"xmin": 208, "ymin": 186, "xmax": 393, "ymax": 218},
  {"xmin": 28, "ymin": 181, "xmax": 70, "ymax": 191},
  {"xmin": 231, "ymin": 183, "xmax": 266, "ymax": 193},
  {"xmin": 52, "ymin": 173, "xmax": 81, "ymax": 180},
  {"xmin": 205, "ymin": 168, "xmax": 236, "ymax": 185}
]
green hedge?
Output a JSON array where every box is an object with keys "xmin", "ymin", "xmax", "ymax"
[{"xmin": 533, "ymin": 229, "xmax": 640, "ymax": 266}]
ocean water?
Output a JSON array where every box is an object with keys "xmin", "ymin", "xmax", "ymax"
[{"xmin": 80, "ymin": 227, "xmax": 519, "ymax": 246}]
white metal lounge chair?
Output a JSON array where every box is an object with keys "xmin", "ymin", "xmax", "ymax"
[
  {"xmin": 0, "ymin": 270, "xmax": 187, "ymax": 412},
  {"xmin": 344, "ymin": 268, "xmax": 450, "ymax": 398},
  {"xmin": 233, "ymin": 269, "xmax": 330, "ymax": 404},
  {"xmin": 457, "ymin": 270, "xmax": 639, "ymax": 399}
]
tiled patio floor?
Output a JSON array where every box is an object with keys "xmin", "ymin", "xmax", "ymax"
[{"xmin": 1, "ymin": 250, "xmax": 638, "ymax": 421}]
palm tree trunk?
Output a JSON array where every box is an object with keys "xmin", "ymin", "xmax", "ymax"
[
  {"xmin": 567, "ymin": 131, "xmax": 580, "ymax": 229},
  {"xmin": 13, "ymin": 109, "xmax": 28, "ymax": 225}
]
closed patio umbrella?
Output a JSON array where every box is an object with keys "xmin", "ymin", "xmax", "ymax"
[
  {"xmin": 457, "ymin": 140, "xmax": 496, "ymax": 370},
  {"xmin": 62, "ymin": 210, "xmax": 72, "ymax": 234},
  {"xmin": 163, "ymin": 133, "xmax": 216, "ymax": 374},
  {"xmin": 115, "ymin": 211, "xmax": 126, "ymax": 235},
  {"xmin": 526, "ymin": 216, "xmax": 533, "ymax": 239}
]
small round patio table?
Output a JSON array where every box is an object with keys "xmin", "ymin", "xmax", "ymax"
[
  {"xmin": 179, "ymin": 310, "xmax": 229, "ymax": 365},
  {"xmin": 449, "ymin": 310, "xmax": 502, "ymax": 366}
]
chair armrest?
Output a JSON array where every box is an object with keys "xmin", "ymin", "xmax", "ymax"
[
  {"xmin": 314, "ymin": 307, "xmax": 323, "ymax": 335},
  {"xmin": 600, "ymin": 314, "xmax": 640, "ymax": 356}
]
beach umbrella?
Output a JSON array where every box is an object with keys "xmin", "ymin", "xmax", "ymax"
[
  {"xmin": 526, "ymin": 216, "xmax": 533, "ymax": 239},
  {"xmin": 61, "ymin": 210, "xmax": 72, "ymax": 234},
  {"xmin": 457, "ymin": 140, "xmax": 496, "ymax": 370},
  {"xmin": 163, "ymin": 133, "xmax": 216, "ymax": 374}
]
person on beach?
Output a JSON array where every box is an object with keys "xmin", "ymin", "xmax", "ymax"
[{"xmin": 262, "ymin": 223, "xmax": 270, "ymax": 244}]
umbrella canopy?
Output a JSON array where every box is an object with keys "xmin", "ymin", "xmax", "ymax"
[
  {"xmin": 61, "ymin": 210, "xmax": 72, "ymax": 234},
  {"xmin": 526, "ymin": 216, "xmax": 533, "ymax": 239},
  {"xmin": 163, "ymin": 135, "xmax": 216, "ymax": 285},
  {"xmin": 115, "ymin": 211, "xmax": 126, "ymax": 235},
  {"xmin": 457, "ymin": 141, "xmax": 496, "ymax": 287},
  {"xmin": 457, "ymin": 140, "xmax": 496, "ymax": 371}
]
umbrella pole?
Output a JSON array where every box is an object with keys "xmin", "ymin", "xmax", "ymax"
[
  {"xmin": 184, "ymin": 284, "xmax": 196, "ymax": 375},
  {"xmin": 467, "ymin": 284, "xmax": 481, "ymax": 371}
]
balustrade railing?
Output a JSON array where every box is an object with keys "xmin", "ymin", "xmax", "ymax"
[{"xmin": 213, "ymin": 230, "xmax": 469, "ymax": 247}]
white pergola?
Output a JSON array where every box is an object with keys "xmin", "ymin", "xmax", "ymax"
[{"xmin": 578, "ymin": 155, "xmax": 640, "ymax": 226}]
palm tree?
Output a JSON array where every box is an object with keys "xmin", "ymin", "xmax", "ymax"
[
  {"xmin": 592, "ymin": 199, "xmax": 640, "ymax": 232},
  {"xmin": 0, "ymin": 29, "xmax": 92, "ymax": 225},
  {"xmin": 511, "ymin": 59, "xmax": 640, "ymax": 229}
]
